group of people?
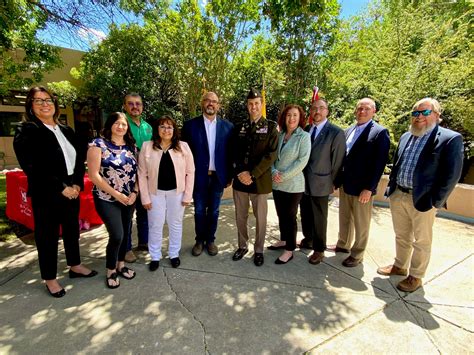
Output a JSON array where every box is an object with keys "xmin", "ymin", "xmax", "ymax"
[{"xmin": 13, "ymin": 85, "xmax": 463, "ymax": 298}]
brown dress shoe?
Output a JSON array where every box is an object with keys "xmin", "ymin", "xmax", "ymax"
[
  {"xmin": 308, "ymin": 251, "xmax": 324, "ymax": 265},
  {"xmin": 192, "ymin": 243, "xmax": 203, "ymax": 256},
  {"xmin": 377, "ymin": 264, "xmax": 408, "ymax": 276},
  {"xmin": 326, "ymin": 244, "xmax": 350, "ymax": 253},
  {"xmin": 124, "ymin": 250, "xmax": 137, "ymax": 263},
  {"xmin": 207, "ymin": 242, "xmax": 218, "ymax": 256},
  {"xmin": 397, "ymin": 275, "xmax": 422, "ymax": 292},
  {"xmin": 342, "ymin": 256, "xmax": 363, "ymax": 267}
]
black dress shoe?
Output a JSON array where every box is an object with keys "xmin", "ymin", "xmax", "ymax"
[
  {"xmin": 46, "ymin": 285, "xmax": 66, "ymax": 298},
  {"xmin": 275, "ymin": 254, "xmax": 293, "ymax": 265},
  {"xmin": 232, "ymin": 248, "xmax": 248, "ymax": 261},
  {"xmin": 170, "ymin": 257, "xmax": 180, "ymax": 268},
  {"xmin": 298, "ymin": 239, "xmax": 312, "ymax": 249},
  {"xmin": 69, "ymin": 269, "xmax": 98, "ymax": 278},
  {"xmin": 267, "ymin": 244, "xmax": 286, "ymax": 250},
  {"xmin": 149, "ymin": 260, "xmax": 160, "ymax": 271},
  {"xmin": 254, "ymin": 253, "xmax": 264, "ymax": 266}
]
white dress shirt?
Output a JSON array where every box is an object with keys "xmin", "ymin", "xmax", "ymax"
[{"xmin": 203, "ymin": 115, "xmax": 217, "ymax": 171}]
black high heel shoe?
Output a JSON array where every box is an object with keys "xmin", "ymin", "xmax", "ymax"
[
  {"xmin": 45, "ymin": 284, "xmax": 66, "ymax": 298},
  {"xmin": 275, "ymin": 254, "xmax": 294, "ymax": 265}
]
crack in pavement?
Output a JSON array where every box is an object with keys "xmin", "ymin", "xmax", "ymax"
[{"xmin": 162, "ymin": 267, "xmax": 210, "ymax": 354}]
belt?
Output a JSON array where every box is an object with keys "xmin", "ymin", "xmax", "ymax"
[
  {"xmin": 397, "ymin": 185, "xmax": 412, "ymax": 194},
  {"xmin": 208, "ymin": 170, "xmax": 216, "ymax": 176}
]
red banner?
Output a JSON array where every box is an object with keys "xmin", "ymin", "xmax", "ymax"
[{"xmin": 6, "ymin": 171, "xmax": 103, "ymax": 231}]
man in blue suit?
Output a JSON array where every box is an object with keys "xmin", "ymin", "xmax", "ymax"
[
  {"xmin": 378, "ymin": 98, "xmax": 463, "ymax": 292},
  {"xmin": 332, "ymin": 98, "xmax": 390, "ymax": 267},
  {"xmin": 181, "ymin": 92, "xmax": 234, "ymax": 257}
]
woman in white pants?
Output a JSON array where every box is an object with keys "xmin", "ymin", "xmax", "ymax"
[{"xmin": 138, "ymin": 116, "xmax": 194, "ymax": 270}]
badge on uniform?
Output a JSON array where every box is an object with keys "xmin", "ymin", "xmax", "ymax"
[{"xmin": 256, "ymin": 127, "xmax": 268, "ymax": 134}]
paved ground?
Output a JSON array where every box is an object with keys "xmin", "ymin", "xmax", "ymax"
[{"xmin": 0, "ymin": 198, "xmax": 473, "ymax": 354}]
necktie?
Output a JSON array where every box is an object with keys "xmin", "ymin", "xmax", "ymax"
[{"xmin": 311, "ymin": 126, "xmax": 317, "ymax": 143}]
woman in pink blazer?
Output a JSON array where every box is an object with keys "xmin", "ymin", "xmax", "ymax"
[{"xmin": 138, "ymin": 116, "xmax": 195, "ymax": 270}]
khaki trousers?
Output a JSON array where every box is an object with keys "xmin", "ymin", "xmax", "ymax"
[
  {"xmin": 337, "ymin": 187, "xmax": 374, "ymax": 260},
  {"xmin": 390, "ymin": 188, "xmax": 436, "ymax": 278},
  {"xmin": 233, "ymin": 189, "xmax": 268, "ymax": 253}
]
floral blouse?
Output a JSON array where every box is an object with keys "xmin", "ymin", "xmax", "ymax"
[{"xmin": 89, "ymin": 138, "xmax": 138, "ymax": 202}]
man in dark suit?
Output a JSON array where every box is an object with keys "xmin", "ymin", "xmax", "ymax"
[
  {"xmin": 232, "ymin": 88, "xmax": 278, "ymax": 266},
  {"xmin": 181, "ymin": 92, "xmax": 234, "ymax": 257},
  {"xmin": 299, "ymin": 99, "xmax": 346, "ymax": 265},
  {"xmin": 377, "ymin": 98, "xmax": 463, "ymax": 292},
  {"xmin": 332, "ymin": 98, "xmax": 390, "ymax": 267}
]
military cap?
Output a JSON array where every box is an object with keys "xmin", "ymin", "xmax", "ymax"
[{"xmin": 247, "ymin": 88, "xmax": 262, "ymax": 99}]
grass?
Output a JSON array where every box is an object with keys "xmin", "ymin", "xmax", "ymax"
[{"xmin": 0, "ymin": 174, "xmax": 31, "ymax": 242}]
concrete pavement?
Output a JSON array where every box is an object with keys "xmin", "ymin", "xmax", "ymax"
[{"xmin": 0, "ymin": 198, "xmax": 473, "ymax": 354}]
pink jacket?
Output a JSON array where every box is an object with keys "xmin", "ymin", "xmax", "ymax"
[{"xmin": 138, "ymin": 140, "xmax": 195, "ymax": 205}]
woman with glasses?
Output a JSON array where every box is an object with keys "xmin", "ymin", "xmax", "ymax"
[
  {"xmin": 13, "ymin": 86, "xmax": 97, "ymax": 298},
  {"xmin": 138, "ymin": 116, "xmax": 195, "ymax": 270},
  {"xmin": 87, "ymin": 112, "xmax": 138, "ymax": 289}
]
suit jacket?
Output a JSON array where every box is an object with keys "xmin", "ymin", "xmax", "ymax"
[
  {"xmin": 138, "ymin": 141, "xmax": 195, "ymax": 205},
  {"xmin": 181, "ymin": 115, "xmax": 234, "ymax": 193},
  {"xmin": 335, "ymin": 120, "xmax": 390, "ymax": 196},
  {"xmin": 13, "ymin": 117, "xmax": 85, "ymax": 197},
  {"xmin": 233, "ymin": 118, "xmax": 279, "ymax": 194},
  {"xmin": 304, "ymin": 122, "xmax": 346, "ymax": 196},
  {"xmin": 386, "ymin": 125, "xmax": 463, "ymax": 212},
  {"xmin": 271, "ymin": 127, "xmax": 311, "ymax": 193}
]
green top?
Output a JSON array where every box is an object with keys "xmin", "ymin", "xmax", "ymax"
[{"xmin": 126, "ymin": 113, "xmax": 152, "ymax": 150}]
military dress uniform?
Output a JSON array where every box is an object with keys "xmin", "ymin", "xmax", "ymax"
[{"xmin": 232, "ymin": 116, "xmax": 278, "ymax": 255}]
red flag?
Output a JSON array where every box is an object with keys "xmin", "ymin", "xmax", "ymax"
[{"xmin": 308, "ymin": 86, "xmax": 319, "ymax": 125}]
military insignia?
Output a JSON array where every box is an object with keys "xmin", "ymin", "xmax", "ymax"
[{"xmin": 256, "ymin": 127, "xmax": 268, "ymax": 134}]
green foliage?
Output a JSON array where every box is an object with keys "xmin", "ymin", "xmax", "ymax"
[
  {"xmin": 47, "ymin": 81, "xmax": 78, "ymax": 105},
  {"xmin": 319, "ymin": 0, "xmax": 473, "ymax": 156},
  {"xmin": 0, "ymin": 0, "xmax": 62, "ymax": 95}
]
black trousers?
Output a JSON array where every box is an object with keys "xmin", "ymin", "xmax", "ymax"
[
  {"xmin": 31, "ymin": 193, "xmax": 81, "ymax": 280},
  {"xmin": 272, "ymin": 190, "xmax": 303, "ymax": 251},
  {"xmin": 94, "ymin": 196, "xmax": 134, "ymax": 270},
  {"xmin": 300, "ymin": 194, "xmax": 329, "ymax": 252}
]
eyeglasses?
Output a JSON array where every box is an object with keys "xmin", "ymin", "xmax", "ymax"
[
  {"xmin": 32, "ymin": 98, "xmax": 54, "ymax": 106},
  {"xmin": 204, "ymin": 99, "xmax": 219, "ymax": 104},
  {"xmin": 127, "ymin": 102, "xmax": 142, "ymax": 107},
  {"xmin": 411, "ymin": 109, "xmax": 432, "ymax": 117},
  {"xmin": 159, "ymin": 125, "xmax": 174, "ymax": 131}
]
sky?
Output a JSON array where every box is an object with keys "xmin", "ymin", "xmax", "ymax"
[
  {"xmin": 39, "ymin": 0, "xmax": 371, "ymax": 50},
  {"xmin": 339, "ymin": 0, "xmax": 370, "ymax": 18}
]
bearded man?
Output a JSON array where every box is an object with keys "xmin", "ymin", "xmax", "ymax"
[{"xmin": 377, "ymin": 97, "xmax": 464, "ymax": 292}]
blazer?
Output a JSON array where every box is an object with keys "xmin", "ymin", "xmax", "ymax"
[
  {"xmin": 386, "ymin": 125, "xmax": 463, "ymax": 212},
  {"xmin": 13, "ymin": 118, "xmax": 85, "ymax": 197},
  {"xmin": 232, "ymin": 118, "xmax": 279, "ymax": 194},
  {"xmin": 304, "ymin": 122, "xmax": 346, "ymax": 197},
  {"xmin": 335, "ymin": 120, "xmax": 390, "ymax": 196},
  {"xmin": 271, "ymin": 127, "xmax": 311, "ymax": 193},
  {"xmin": 181, "ymin": 115, "xmax": 234, "ymax": 192},
  {"xmin": 138, "ymin": 141, "xmax": 195, "ymax": 205}
]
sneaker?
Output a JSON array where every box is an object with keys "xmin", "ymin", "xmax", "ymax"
[
  {"xmin": 397, "ymin": 275, "xmax": 422, "ymax": 292},
  {"xmin": 124, "ymin": 250, "xmax": 137, "ymax": 263}
]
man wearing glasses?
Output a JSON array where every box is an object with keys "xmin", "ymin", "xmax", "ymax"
[
  {"xmin": 332, "ymin": 98, "xmax": 390, "ymax": 268},
  {"xmin": 123, "ymin": 93, "xmax": 152, "ymax": 263},
  {"xmin": 377, "ymin": 98, "xmax": 463, "ymax": 292},
  {"xmin": 181, "ymin": 92, "xmax": 234, "ymax": 257}
]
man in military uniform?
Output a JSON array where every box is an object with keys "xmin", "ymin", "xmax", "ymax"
[{"xmin": 232, "ymin": 88, "xmax": 278, "ymax": 266}]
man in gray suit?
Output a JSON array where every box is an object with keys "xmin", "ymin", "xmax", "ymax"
[{"xmin": 299, "ymin": 99, "xmax": 346, "ymax": 265}]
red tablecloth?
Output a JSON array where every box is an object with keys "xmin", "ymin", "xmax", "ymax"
[{"xmin": 5, "ymin": 171, "xmax": 103, "ymax": 230}]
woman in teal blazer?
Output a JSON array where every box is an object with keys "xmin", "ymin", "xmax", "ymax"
[{"xmin": 269, "ymin": 104, "xmax": 311, "ymax": 264}]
